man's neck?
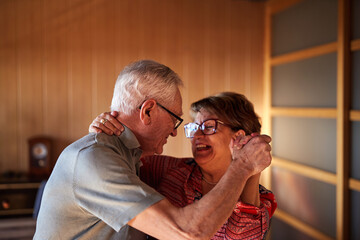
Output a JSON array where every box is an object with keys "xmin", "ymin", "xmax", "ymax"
[{"xmin": 116, "ymin": 113, "xmax": 154, "ymax": 157}]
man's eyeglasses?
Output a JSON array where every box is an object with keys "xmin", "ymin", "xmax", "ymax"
[
  {"xmin": 184, "ymin": 119, "xmax": 227, "ymax": 138},
  {"xmin": 157, "ymin": 103, "xmax": 183, "ymax": 130}
]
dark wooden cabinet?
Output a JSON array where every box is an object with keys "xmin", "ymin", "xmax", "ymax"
[{"xmin": 0, "ymin": 177, "xmax": 41, "ymax": 218}]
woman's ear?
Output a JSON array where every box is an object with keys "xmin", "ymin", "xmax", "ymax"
[
  {"xmin": 139, "ymin": 99, "xmax": 156, "ymax": 125},
  {"xmin": 232, "ymin": 129, "xmax": 246, "ymax": 140}
]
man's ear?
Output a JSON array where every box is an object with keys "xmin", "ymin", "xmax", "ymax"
[
  {"xmin": 139, "ymin": 99, "xmax": 156, "ymax": 125},
  {"xmin": 232, "ymin": 129, "xmax": 246, "ymax": 140}
]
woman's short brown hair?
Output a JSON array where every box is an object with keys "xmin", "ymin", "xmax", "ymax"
[{"xmin": 190, "ymin": 92, "xmax": 261, "ymax": 135}]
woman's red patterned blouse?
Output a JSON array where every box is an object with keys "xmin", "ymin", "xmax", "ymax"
[{"xmin": 140, "ymin": 155, "xmax": 277, "ymax": 240}]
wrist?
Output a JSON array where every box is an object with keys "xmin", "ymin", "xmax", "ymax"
[
  {"xmin": 231, "ymin": 153, "xmax": 256, "ymax": 178},
  {"xmin": 228, "ymin": 160, "xmax": 253, "ymax": 181}
]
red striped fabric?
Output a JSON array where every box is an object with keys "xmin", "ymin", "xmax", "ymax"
[{"xmin": 140, "ymin": 155, "xmax": 277, "ymax": 240}]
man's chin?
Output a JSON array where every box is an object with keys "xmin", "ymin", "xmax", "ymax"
[
  {"xmin": 155, "ymin": 150, "xmax": 163, "ymax": 155},
  {"xmin": 141, "ymin": 150, "xmax": 156, "ymax": 157},
  {"xmin": 154, "ymin": 146, "xmax": 164, "ymax": 155}
]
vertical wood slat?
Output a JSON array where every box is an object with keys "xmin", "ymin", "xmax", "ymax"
[
  {"xmin": 91, "ymin": 0, "xmax": 116, "ymax": 116},
  {"xmin": 261, "ymin": 3, "xmax": 272, "ymax": 190},
  {"xmin": 228, "ymin": 1, "xmax": 266, "ymax": 116},
  {"xmin": 16, "ymin": 0, "xmax": 44, "ymax": 171},
  {"xmin": 68, "ymin": 0, "xmax": 94, "ymax": 140},
  {"xmin": 0, "ymin": 0, "xmax": 18, "ymax": 171},
  {"xmin": 336, "ymin": 0, "xmax": 350, "ymax": 239},
  {"xmin": 248, "ymin": 3, "xmax": 266, "ymax": 116},
  {"xmin": 177, "ymin": 0, "xmax": 207, "ymax": 158},
  {"xmin": 160, "ymin": 0, "xmax": 186, "ymax": 158},
  {"xmin": 228, "ymin": 3, "xmax": 248, "ymax": 96},
  {"xmin": 43, "ymin": 0, "xmax": 72, "ymax": 162},
  {"xmin": 207, "ymin": 0, "xmax": 227, "ymax": 96}
]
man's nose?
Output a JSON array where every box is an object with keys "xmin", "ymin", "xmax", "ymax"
[{"xmin": 170, "ymin": 128, "xmax": 178, "ymax": 137}]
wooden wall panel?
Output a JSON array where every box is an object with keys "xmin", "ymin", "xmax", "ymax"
[
  {"xmin": 43, "ymin": 0, "xmax": 72, "ymax": 162},
  {"xmin": 15, "ymin": 0, "xmax": 44, "ymax": 170},
  {"xmin": 207, "ymin": 0, "xmax": 228, "ymax": 96},
  {"xmin": 68, "ymin": 0, "xmax": 93, "ymax": 140},
  {"xmin": 156, "ymin": 0, "xmax": 187, "ymax": 157},
  {"xmin": 179, "ymin": 0, "xmax": 207, "ymax": 157},
  {"xmin": 226, "ymin": 2, "xmax": 265, "ymax": 118},
  {"xmin": 0, "ymin": 0, "xmax": 18, "ymax": 171},
  {"xmin": 0, "ymin": 0, "xmax": 265, "ymax": 172}
]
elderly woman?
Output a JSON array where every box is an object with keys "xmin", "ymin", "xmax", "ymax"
[{"xmin": 90, "ymin": 92, "xmax": 277, "ymax": 239}]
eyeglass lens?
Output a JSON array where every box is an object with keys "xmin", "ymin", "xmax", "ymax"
[
  {"xmin": 184, "ymin": 119, "xmax": 218, "ymax": 138},
  {"xmin": 174, "ymin": 119, "xmax": 181, "ymax": 129}
]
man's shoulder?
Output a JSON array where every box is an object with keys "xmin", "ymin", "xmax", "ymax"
[
  {"xmin": 77, "ymin": 133, "xmax": 142, "ymax": 172},
  {"xmin": 76, "ymin": 133, "xmax": 130, "ymax": 159},
  {"xmin": 72, "ymin": 133, "xmax": 127, "ymax": 153},
  {"xmin": 93, "ymin": 133, "xmax": 121, "ymax": 149},
  {"xmin": 64, "ymin": 133, "xmax": 97, "ymax": 150},
  {"xmin": 58, "ymin": 134, "xmax": 125, "ymax": 166}
]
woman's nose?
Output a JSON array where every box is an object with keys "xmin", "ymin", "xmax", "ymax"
[{"xmin": 192, "ymin": 128, "xmax": 204, "ymax": 138}]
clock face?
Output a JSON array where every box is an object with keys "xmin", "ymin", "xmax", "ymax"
[
  {"xmin": 32, "ymin": 143, "xmax": 48, "ymax": 159},
  {"xmin": 29, "ymin": 137, "xmax": 52, "ymax": 177}
]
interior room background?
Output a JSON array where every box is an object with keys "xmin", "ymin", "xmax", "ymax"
[{"xmin": 0, "ymin": 0, "xmax": 359, "ymax": 239}]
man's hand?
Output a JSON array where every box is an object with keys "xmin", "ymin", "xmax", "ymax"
[
  {"xmin": 88, "ymin": 111, "xmax": 124, "ymax": 136},
  {"xmin": 230, "ymin": 134, "xmax": 272, "ymax": 176}
]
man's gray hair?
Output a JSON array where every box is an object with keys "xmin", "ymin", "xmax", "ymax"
[{"xmin": 111, "ymin": 60, "xmax": 183, "ymax": 115}]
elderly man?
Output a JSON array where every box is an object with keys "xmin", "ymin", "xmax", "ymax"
[{"xmin": 34, "ymin": 60, "xmax": 272, "ymax": 240}]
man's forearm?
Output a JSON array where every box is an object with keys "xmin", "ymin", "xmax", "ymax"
[{"xmin": 174, "ymin": 164, "xmax": 253, "ymax": 239}]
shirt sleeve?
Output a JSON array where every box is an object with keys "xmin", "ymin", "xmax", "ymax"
[
  {"xmin": 212, "ymin": 185, "xmax": 277, "ymax": 240},
  {"xmin": 73, "ymin": 144, "xmax": 164, "ymax": 232}
]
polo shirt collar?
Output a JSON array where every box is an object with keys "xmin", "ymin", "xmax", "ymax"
[{"xmin": 119, "ymin": 124, "xmax": 141, "ymax": 150}]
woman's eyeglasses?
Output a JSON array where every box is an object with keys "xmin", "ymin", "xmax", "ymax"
[{"xmin": 184, "ymin": 119, "xmax": 227, "ymax": 138}]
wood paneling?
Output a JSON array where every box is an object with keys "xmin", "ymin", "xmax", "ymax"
[
  {"xmin": 42, "ymin": 0, "xmax": 73, "ymax": 160},
  {"xmin": 0, "ymin": 0, "xmax": 18, "ymax": 171},
  {"xmin": 0, "ymin": 0, "xmax": 265, "ymax": 172},
  {"xmin": 16, "ymin": 0, "xmax": 44, "ymax": 170}
]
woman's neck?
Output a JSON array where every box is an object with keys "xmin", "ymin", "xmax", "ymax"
[
  {"xmin": 200, "ymin": 163, "xmax": 229, "ymax": 194},
  {"xmin": 200, "ymin": 169, "xmax": 223, "ymax": 184}
]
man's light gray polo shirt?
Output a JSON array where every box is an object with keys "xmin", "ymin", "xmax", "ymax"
[{"xmin": 34, "ymin": 126, "xmax": 164, "ymax": 239}]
